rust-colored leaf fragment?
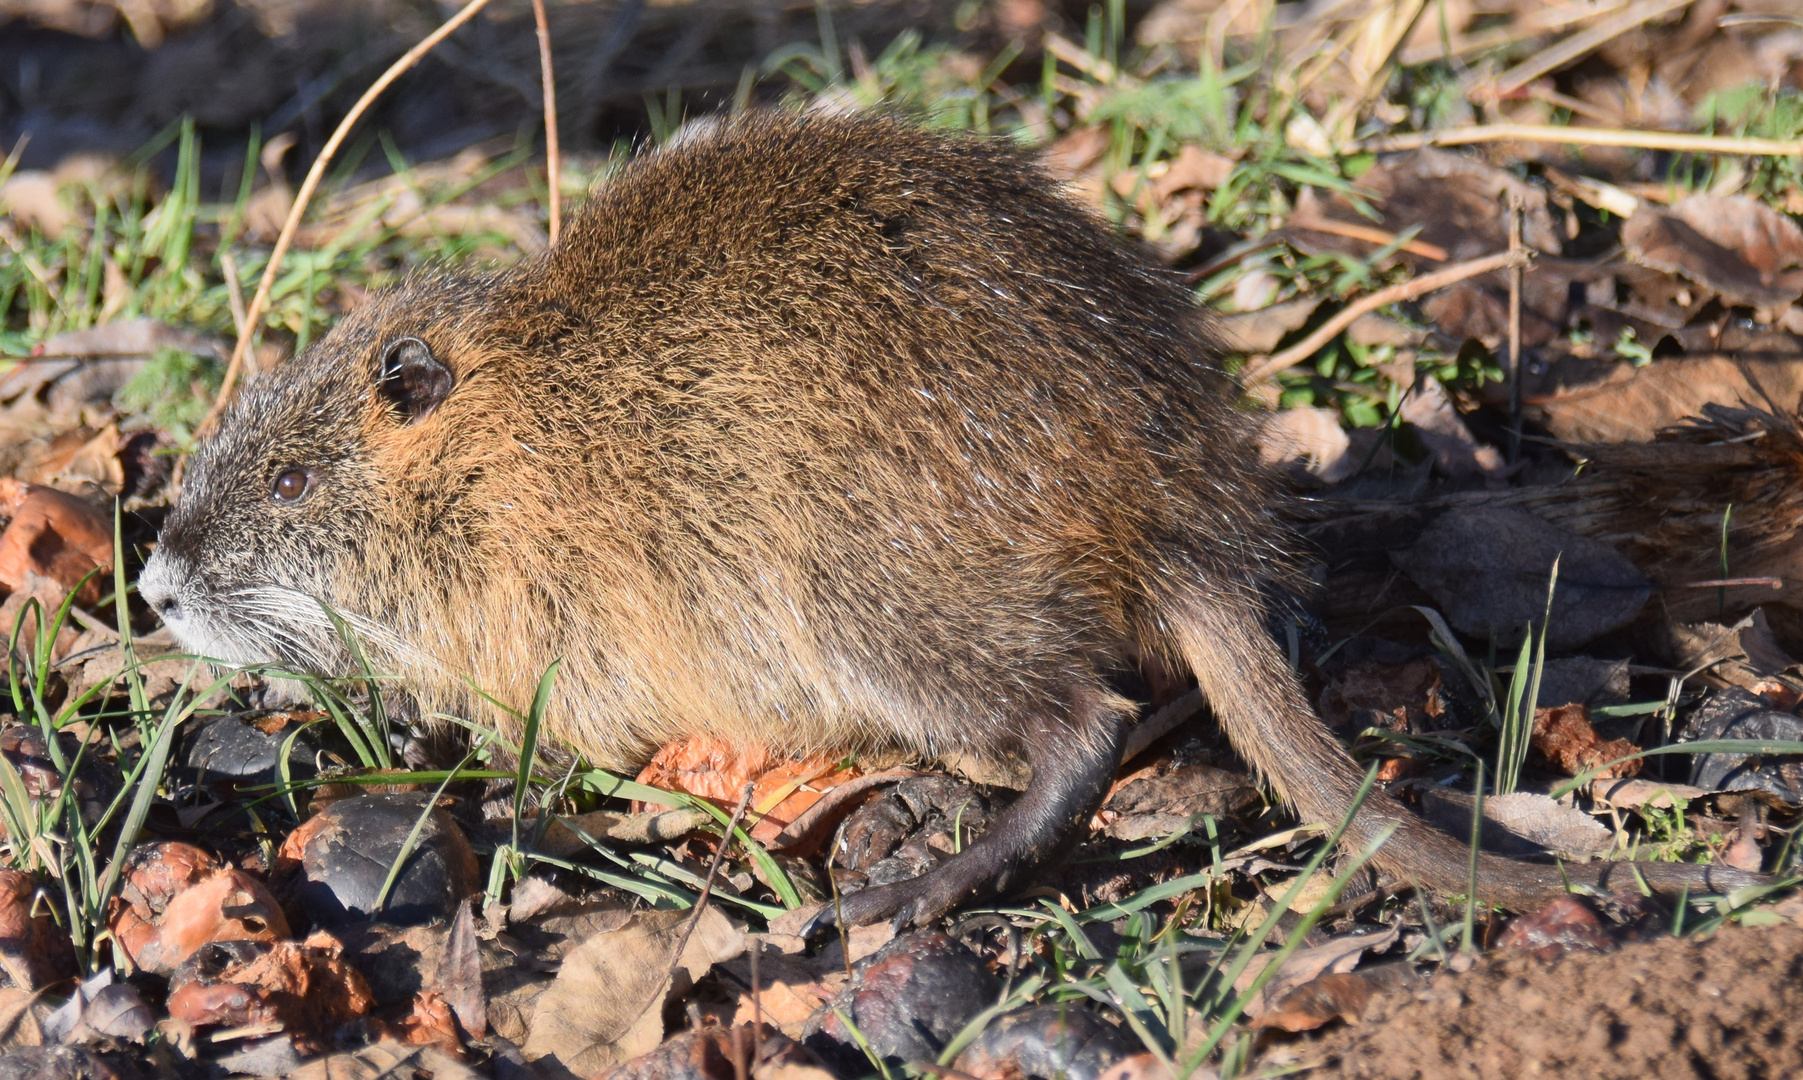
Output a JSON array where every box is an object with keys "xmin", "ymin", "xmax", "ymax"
[
  {"xmin": 1532, "ymin": 703, "xmax": 1642, "ymax": 779},
  {"xmin": 1252, "ymin": 972, "xmax": 1375, "ymax": 1032},
  {"xmin": 635, "ymin": 737, "xmax": 861, "ymax": 844},
  {"xmin": 0, "ymin": 869, "xmax": 74, "ymax": 990},
  {"xmin": 109, "ymin": 842, "xmax": 288, "ymax": 975},
  {"xmin": 1496, "ymin": 896, "xmax": 1617, "ymax": 959},
  {"xmin": 0, "ymin": 479, "xmax": 113, "ymax": 605},
  {"xmin": 165, "ymin": 931, "xmax": 375, "ymax": 1050}
]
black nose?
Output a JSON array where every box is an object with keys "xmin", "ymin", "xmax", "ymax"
[{"xmin": 154, "ymin": 596, "xmax": 182, "ymax": 622}]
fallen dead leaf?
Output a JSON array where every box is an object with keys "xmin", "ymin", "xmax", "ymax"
[
  {"xmin": 0, "ymin": 480, "xmax": 113, "ymax": 603},
  {"xmin": 1316, "ymin": 654, "xmax": 1449, "ymax": 736},
  {"xmin": 1397, "ymin": 375, "xmax": 1506, "ymax": 482},
  {"xmin": 0, "ymin": 869, "xmax": 75, "ymax": 991},
  {"xmin": 1586, "ymin": 776, "xmax": 1707, "ymax": 812},
  {"xmin": 1495, "ymin": 895, "xmax": 1617, "ymax": 959},
  {"xmin": 600, "ymin": 1025, "xmax": 828, "ymax": 1080},
  {"xmin": 1151, "ymin": 144, "xmax": 1236, "ymax": 200},
  {"xmin": 1234, "ymin": 924, "xmax": 1399, "ymax": 1018},
  {"xmin": 1251, "ymin": 972, "xmax": 1374, "ymax": 1032},
  {"xmin": 1219, "ymin": 297, "xmax": 1320, "ymax": 354},
  {"xmin": 0, "ymin": 172, "xmax": 73, "ymax": 240},
  {"xmin": 523, "ymin": 906, "xmax": 744, "ymax": 1077},
  {"xmin": 1259, "ymin": 406, "xmax": 1355, "ymax": 483},
  {"xmin": 1423, "ymin": 789, "xmax": 1614, "ymax": 860},
  {"xmin": 1623, "ymin": 194, "xmax": 1803, "ymax": 310},
  {"xmin": 163, "ymin": 931, "xmax": 374, "ymax": 1049},
  {"xmin": 0, "ymin": 572, "xmax": 81, "ymax": 666},
  {"xmin": 1533, "ymin": 704, "xmax": 1643, "ymax": 780},
  {"xmin": 1396, "ymin": 506, "xmax": 1651, "ymax": 650},
  {"xmin": 636, "ymin": 737, "xmax": 863, "ymax": 844},
  {"xmin": 283, "ymin": 1040, "xmax": 482, "ymax": 1080}
]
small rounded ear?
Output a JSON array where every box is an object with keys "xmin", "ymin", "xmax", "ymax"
[{"xmin": 378, "ymin": 337, "xmax": 453, "ymax": 423}]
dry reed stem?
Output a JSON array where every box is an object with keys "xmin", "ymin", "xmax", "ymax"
[
  {"xmin": 1042, "ymin": 33, "xmax": 1136, "ymax": 87},
  {"xmin": 200, "ymin": 0, "xmax": 499, "ymax": 436},
  {"xmin": 1507, "ymin": 194, "xmax": 1524, "ymax": 463},
  {"xmin": 1287, "ymin": 214, "xmax": 1449, "ymax": 261},
  {"xmin": 1482, "ymin": 0, "xmax": 1695, "ymax": 99},
  {"xmin": 532, "ymin": 0, "xmax": 562, "ymax": 246},
  {"xmin": 1354, "ymin": 124, "xmax": 1803, "ymax": 157},
  {"xmin": 1241, "ymin": 249, "xmax": 1531, "ymax": 384}
]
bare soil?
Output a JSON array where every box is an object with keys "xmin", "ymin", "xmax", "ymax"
[{"xmin": 1288, "ymin": 922, "xmax": 1803, "ymax": 1080}]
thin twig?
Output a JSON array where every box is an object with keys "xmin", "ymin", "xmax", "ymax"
[
  {"xmin": 668, "ymin": 781, "xmax": 755, "ymax": 973},
  {"xmin": 200, "ymin": 0, "xmax": 499, "ymax": 436},
  {"xmin": 531, "ymin": 0, "xmax": 562, "ymax": 246},
  {"xmin": 1287, "ymin": 214, "xmax": 1448, "ymax": 261},
  {"xmin": 1241, "ymin": 250, "xmax": 1531, "ymax": 384},
  {"xmin": 749, "ymin": 936, "xmax": 762, "ymax": 1064},
  {"xmin": 1507, "ymin": 194, "xmax": 1524, "ymax": 464},
  {"xmin": 219, "ymin": 251, "xmax": 248, "ymax": 343},
  {"xmin": 1353, "ymin": 123, "xmax": 1803, "ymax": 157}
]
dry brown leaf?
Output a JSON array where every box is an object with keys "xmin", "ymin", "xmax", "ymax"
[
  {"xmin": 1316, "ymin": 655, "xmax": 1448, "ymax": 736},
  {"xmin": 1623, "ymin": 194, "xmax": 1803, "ymax": 310},
  {"xmin": 1397, "ymin": 506, "xmax": 1650, "ymax": 650},
  {"xmin": 1258, "ymin": 406, "xmax": 1354, "ymax": 483},
  {"xmin": 1251, "ymin": 972, "xmax": 1374, "ymax": 1032},
  {"xmin": 1479, "ymin": 791, "xmax": 1614, "ymax": 860},
  {"xmin": 1039, "ymin": 126, "xmax": 1110, "ymax": 180},
  {"xmin": 0, "ymin": 869, "xmax": 74, "ymax": 991},
  {"xmin": 164, "ymin": 930, "xmax": 374, "ymax": 1047},
  {"xmin": 1287, "ymin": 149, "xmax": 1563, "ymax": 345},
  {"xmin": 0, "ymin": 173, "xmax": 72, "ymax": 240},
  {"xmin": 1528, "ymin": 355, "xmax": 1803, "ymax": 444},
  {"xmin": 1151, "ymin": 144, "xmax": 1236, "ymax": 200},
  {"xmin": 636, "ymin": 737, "xmax": 861, "ymax": 845},
  {"xmin": 1586, "ymin": 776, "xmax": 1707, "ymax": 812},
  {"xmin": 0, "ymin": 480, "xmax": 113, "ymax": 604},
  {"xmin": 1397, "ymin": 375, "xmax": 1506, "ymax": 482},
  {"xmin": 524, "ymin": 906, "xmax": 745, "ymax": 1077},
  {"xmin": 1533, "ymin": 703, "xmax": 1642, "ymax": 780},
  {"xmin": 1235, "ymin": 924, "xmax": 1399, "ymax": 1018}
]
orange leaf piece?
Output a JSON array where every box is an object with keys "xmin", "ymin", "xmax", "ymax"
[
  {"xmin": 0, "ymin": 480, "xmax": 113, "ymax": 604},
  {"xmin": 635, "ymin": 737, "xmax": 859, "ymax": 843}
]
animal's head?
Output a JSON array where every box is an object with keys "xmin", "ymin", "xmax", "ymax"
[{"xmin": 139, "ymin": 278, "xmax": 486, "ymax": 672}]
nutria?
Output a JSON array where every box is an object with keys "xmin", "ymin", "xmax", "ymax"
[{"xmin": 139, "ymin": 111, "xmax": 1756, "ymax": 927}]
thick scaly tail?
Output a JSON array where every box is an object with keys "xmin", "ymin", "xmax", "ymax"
[{"xmin": 1167, "ymin": 590, "xmax": 1763, "ymax": 908}]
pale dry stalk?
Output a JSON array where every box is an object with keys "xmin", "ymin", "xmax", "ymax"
[
  {"xmin": 531, "ymin": 0, "xmax": 562, "ymax": 245},
  {"xmin": 201, "ymin": 0, "xmax": 500, "ymax": 436},
  {"xmin": 1241, "ymin": 250, "xmax": 1531, "ymax": 384}
]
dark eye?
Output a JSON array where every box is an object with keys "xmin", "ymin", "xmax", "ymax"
[{"xmin": 272, "ymin": 469, "xmax": 312, "ymax": 503}]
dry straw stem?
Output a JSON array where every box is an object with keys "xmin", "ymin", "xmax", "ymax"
[
  {"xmin": 1240, "ymin": 249, "xmax": 1530, "ymax": 384},
  {"xmin": 532, "ymin": 0, "xmax": 561, "ymax": 246},
  {"xmin": 1481, "ymin": 0, "xmax": 1697, "ymax": 98},
  {"xmin": 202, "ymin": 0, "xmax": 500, "ymax": 436},
  {"xmin": 1355, "ymin": 124, "xmax": 1803, "ymax": 157},
  {"xmin": 1287, "ymin": 214, "xmax": 1449, "ymax": 261}
]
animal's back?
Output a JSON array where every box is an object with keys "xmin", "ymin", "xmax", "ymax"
[{"xmin": 418, "ymin": 112, "xmax": 1284, "ymax": 765}]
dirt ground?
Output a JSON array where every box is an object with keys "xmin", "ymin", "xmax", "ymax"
[{"xmin": 1284, "ymin": 922, "xmax": 1803, "ymax": 1080}]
